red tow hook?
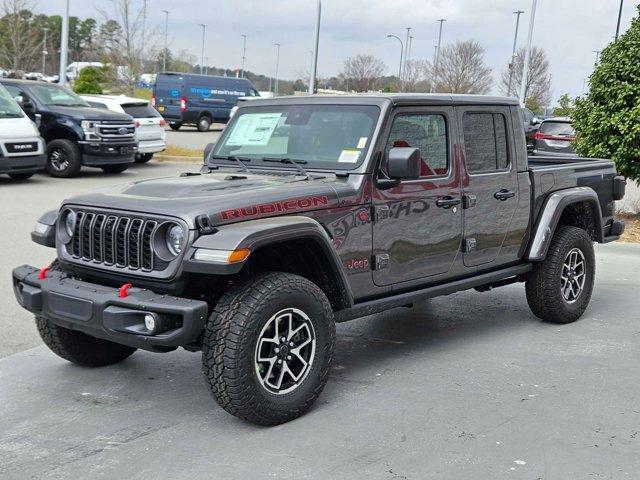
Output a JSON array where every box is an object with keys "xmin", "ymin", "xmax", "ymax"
[
  {"xmin": 118, "ymin": 283, "xmax": 133, "ymax": 298},
  {"xmin": 38, "ymin": 265, "xmax": 51, "ymax": 280}
]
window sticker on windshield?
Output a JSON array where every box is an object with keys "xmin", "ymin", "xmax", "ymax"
[
  {"xmin": 226, "ymin": 113, "xmax": 282, "ymax": 146},
  {"xmin": 338, "ymin": 149, "xmax": 360, "ymax": 163},
  {"xmin": 357, "ymin": 137, "xmax": 368, "ymax": 149}
]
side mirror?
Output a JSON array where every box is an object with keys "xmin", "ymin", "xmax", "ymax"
[
  {"xmin": 532, "ymin": 117, "xmax": 541, "ymax": 125},
  {"xmin": 21, "ymin": 101, "xmax": 35, "ymax": 113},
  {"xmin": 203, "ymin": 142, "xmax": 216, "ymax": 162},
  {"xmin": 387, "ymin": 147, "xmax": 421, "ymax": 180}
]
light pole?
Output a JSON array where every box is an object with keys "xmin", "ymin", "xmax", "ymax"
[
  {"xmin": 407, "ymin": 35, "xmax": 414, "ymax": 66},
  {"xmin": 519, "ymin": 0, "xmax": 538, "ymax": 107},
  {"xmin": 431, "ymin": 18, "xmax": 446, "ymax": 93},
  {"xmin": 593, "ymin": 50, "xmax": 601, "ymax": 64},
  {"xmin": 386, "ymin": 34, "xmax": 404, "ymax": 87},
  {"xmin": 198, "ymin": 24, "xmax": 206, "ymax": 75},
  {"xmin": 507, "ymin": 10, "xmax": 524, "ymax": 96},
  {"xmin": 309, "ymin": 0, "xmax": 321, "ymax": 94},
  {"xmin": 58, "ymin": 0, "xmax": 69, "ymax": 85},
  {"xmin": 404, "ymin": 27, "xmax": 411, "ymax": 79},
  {"xmin": 42, "ymin": 27, "xmax": 49, "ymax": 75},
  {"xmin": 161, "ymin": 9, "xmax": 169, "ymax": 72},
  {"xmin": 240, "ymin": 34, "xmax": 247, "ymax": 78},
  {"xmin": 615, "ymin": 0, "xmax": 624, "ymax": 40},
  {"xmin": 205, "ymin": 57, "xmax": 209, "ymax": 75},
  {"xmin": 274, "ymin": 43, "xmax": 281, "ymax": 95}
]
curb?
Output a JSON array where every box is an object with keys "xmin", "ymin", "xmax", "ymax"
[{"xmin": 153, "ymin": 155, "xmax": 202, "ymax": 165}]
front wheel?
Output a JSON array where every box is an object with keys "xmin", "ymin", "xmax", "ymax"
[
  {"xmin": 45, "ymin": 139, "xmax": 82, "ymax": 178},
  {"xmin": 169, "ymin": 122, "xmax": 182, "ymax": 131},
  {"xmin": 197, "ymin": 116, "xmax": 212, "ymax": 132},
  {"xmin": 135, "ymin": 153, "xmax": 154, "ymax": 163},
  {"xmin": 101, "ymin": 164, "xmax": 129, "ymax": 174},
  {"xmin": 202, "ymin": 272, "xmax": 335, "ymax": 426},
  {"xmin": 525, "ymin": 226, "xmax": 595, "ymax": 323},
  {"xmin": 36, "ymin": 316, "xmax": 137, "ymax": 367}
]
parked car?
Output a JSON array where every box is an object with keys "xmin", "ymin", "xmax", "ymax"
[
  {"xmin": 0, "ymin": 79, "xmax": 137, "ymax": 177},
  {"xmin": 13, "ymin": 94, "xmax": 625, "ymax": 426},
  {"xmin": 81, "ymin": 94, "xmax": 166, "ymax": 163},
  {"xmin": 0, "ymin": 83, "xmax": 45, "ymax": 180},
  {"xmin": 520, "ymin": 107, "xmax": 541, "ymax": 153},
  {"xmin": 65, "ymin": 62, "xmax": 105, "ymax": 82},
  {"xmin": 153, "ymin": 72, "xmax": 259, "ymax": 131},
  {"xmin": 533, "ymin": 117, "xmax": 576, "ymax": 156}
]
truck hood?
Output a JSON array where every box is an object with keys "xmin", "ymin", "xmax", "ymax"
[
  {"xmin": 47, "ymin": 105, "xmax": 132, "ymax": 122},
  {"xmin": 63, "ymin": 170, "xmax": 361, "ymax": 229}
]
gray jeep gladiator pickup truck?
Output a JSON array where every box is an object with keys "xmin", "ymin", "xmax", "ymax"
[{"xmin": 13, "ymin": 94, "xmax": 626, "ymax": 425}]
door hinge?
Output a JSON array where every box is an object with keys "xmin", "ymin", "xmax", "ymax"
[
  {"xmin": 373, "ymin": 253, "xmax": 390, "ymax": 270},
  {"xmin": 462, "ymin": 194, "xmax": 477, "ymax": 209},
  {"xmin": 462, "ymin": 238, "xmax": 476, "ymax": 253},
  {"xmin": 374, "ymin": 205, "xmax": 390, "ymax": 222}
]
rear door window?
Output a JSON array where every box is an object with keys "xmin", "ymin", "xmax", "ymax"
[
  {"xmin": 539, "ymin": 121, "xmax": 575, "ymax": 136},
  {"xmin": 463, "ymin": 112, "xmax": 509, "ymax": 173}
]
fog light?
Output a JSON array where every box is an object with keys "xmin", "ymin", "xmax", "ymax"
[{"xmin": 144, "ymin": 313, "xmax": 156, "ymax": 332}]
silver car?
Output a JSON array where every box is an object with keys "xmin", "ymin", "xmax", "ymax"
[{"xmin": 533, "ymin": 117, "xmax": 576, "ymax": 156}]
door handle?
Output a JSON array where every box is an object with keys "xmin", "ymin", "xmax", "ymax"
[
  {"xmin": 436, "ymin": 196, "xmax": 462, "ymax": 209},
  {"xmin": 494, "ymin": 189, "xmax": 516, "ymax": 201}
]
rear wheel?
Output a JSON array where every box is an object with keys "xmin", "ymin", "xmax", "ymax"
[
  {"xmin": 45, "ymin": 139, "xmax": 82, "ymax": 178},
  {"xmin": 8, "ymin": 173, "xmax": 34, "ymax": 181},
  {"xmin": 36, "ymin": 316, "xmax": 137, "ymax": 367},
  {"xmin": 202, "ymin": 272, "xmax": 335, "ymax": 425},
  {"xmin": 525, "ymin": 226, "xmax": 595, "ymax": 324},
  {"xmin": 197, "ymin": 115, "xmax": 211, "ymax": 132},
  {"xmin": 169, "ymin": 122, "xmax": 182, "ymax": 131},
  {"xmin": 101, "ymin": 164, "xmax": 129, "ymax": 174},
  {"xmin": 135, "ymin": 153, "xmax": 154, "ymax": 163}
]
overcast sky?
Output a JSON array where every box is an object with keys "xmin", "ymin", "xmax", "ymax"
[{"xmin": 40, "ymin": 0, "xmax": 637, "ymax": 104}]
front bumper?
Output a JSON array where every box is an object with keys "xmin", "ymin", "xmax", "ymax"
[
  {"xmin": 13, "ymin": 265, "xmax": 208, "ymax": 352},
  {"xmin": 78, "ymin": 141, "xmax": 138, "ymax": 166},
  {"xmin": 0, "ymin": 153, "xmax": 46, "ymax": 174}
]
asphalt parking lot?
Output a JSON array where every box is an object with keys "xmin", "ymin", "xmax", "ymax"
[
  {"xmin": 164, "ymin": 123, "xmax": 225, "ymax": 151},
  {"xmin": 1, "ymin": 163, "xmax": 639, "ymax": 479}
]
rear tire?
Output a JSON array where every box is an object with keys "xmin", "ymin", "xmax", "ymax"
[
  {"xmin": 197, "ymin": 115, "xmax": 211, "ymax": 132},
  {"xmin": 169, "ymin": 122, "xmax": 182, "ymax": 131},
  {"xmin": 8, "ymin": 173, "xmax": 34, "ymax": 180},
  {"xmin": 35, "ymin": 316, "xmax": 137, "ymax": 367},
  {"xmin": 45, "ymin": 139, "xmax": 82, "ymax": 178},
  {"xmin": 525, "ymin": 226, "xmax": 595, "ymax": 324},
  {"xmin": 101, "ymin": 164, "xmax": 129, "ymax": 174},
  {"xmin": 202, "ymin": 272, "xmax": 335, "ymax": 426},
  {"xmin": 135, "ymin": 153, "xmax": 154, "ymax": 163}
]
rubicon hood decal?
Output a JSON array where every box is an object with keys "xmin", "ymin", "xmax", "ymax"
[{"xmin": 221, "ymin": 196, "xmax": 329, "ymax": 220}]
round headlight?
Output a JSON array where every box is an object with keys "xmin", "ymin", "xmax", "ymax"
[
  {"xmin": 64, "ymin": 210, "xmax": 76, "ymax": 236},
  {"xmin": 166, "ymin": 224, "xmax": 185, "ymax": 256}
]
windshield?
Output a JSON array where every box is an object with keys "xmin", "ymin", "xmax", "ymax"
[
  {"xmin": 28, "ymin": 83, "xmax": 89, "ymax": 107},
  {"xmin": 212, "ymin": 104, "xmax": 380, "ymax": 169},
  {"xmin": 0, "ymin": 85, "xmax": 24, "ymax": 119}
]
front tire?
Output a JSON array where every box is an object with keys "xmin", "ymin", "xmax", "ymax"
[
  {"xmin": 169, "ymin": 122, "xmax": 182, "ymax": 131},
  {"xmin": 526, "ymin": 226, "xmax": 595, "ymax": 324},
  {"xmin": 101, "ymin": 164, "xmax": 129, "ymax": 174},
  {"xmin": 135, "ymin": 153, "xmax": 154, "ymax": 163},
  {"xmin": 36, "ymin": 316, "xmax": 137, "ymax": 367},
  {"xmin": 45, "ymin": 139, "xmax": 82, "ymax": 178},
  {"xmin": 202, "ymin": 272, "xmax": 336, "ymax": 426}
]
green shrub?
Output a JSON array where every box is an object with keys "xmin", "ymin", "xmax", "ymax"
[
  {"xmin": 73, "ymin": 66, "xmax": 103, "ymax": 95},
  {"xmin": 573, "ymin": 6, "xmax": 640, "ymax": 181}
]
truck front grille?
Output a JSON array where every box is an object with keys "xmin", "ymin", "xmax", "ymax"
[
  {"xmin": 96, "ymin": 121, "xmax": 136, "ymax": 138},
  {"xmin": 70, "ymin": 211, "xmax": 164, "ymax": 272}
]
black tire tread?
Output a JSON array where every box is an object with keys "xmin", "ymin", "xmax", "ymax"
[
  {"xmin": 202, "ymin": 272, "xmax": 335, "ymax": 426},
  {"xmin": 45, "ymin": 139, "xmax": 82, "ymax": 178},
  {"xmin": 525, "ymin": 225, "xmax": 595, "ymax": 324},
  {"xmin": 35, "ymin": 316, "xmax": 137, "ymax": 367}
]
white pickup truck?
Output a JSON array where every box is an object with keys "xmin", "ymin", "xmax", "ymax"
[{"xmin": 0, "ymin": 84, "xmax": 45, "ymax": 180}]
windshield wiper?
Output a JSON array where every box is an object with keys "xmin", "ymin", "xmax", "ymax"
[
  {"xmin": 208, "ymin": 154, "xmax": 255, "ymax": 173},
  {"xmin": 262, "ymin": 157, "xmax": 309, "ymax": 179}
]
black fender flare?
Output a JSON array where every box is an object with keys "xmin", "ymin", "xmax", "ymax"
[
  {"xmin": 182, "ymin": 216, "xmax": 354, "ymax": 307},
  {"xmin": 525, "ymin": 186, "xmax": 603, "ymax": 261}
]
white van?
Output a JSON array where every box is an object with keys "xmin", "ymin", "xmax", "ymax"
[
  {"xmin": 81, "ymin": 94, "xmax": 166, "ymax": 163},
  {"xmin": 0, "ymin": 84, "xmax": 45, "ymax": 180}
]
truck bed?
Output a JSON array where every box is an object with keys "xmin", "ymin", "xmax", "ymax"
[{"xmin": 527, "ymin": 154, "xmax": 618, "ymax": 225}]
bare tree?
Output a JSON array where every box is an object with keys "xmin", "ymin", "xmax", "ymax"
[
  {"xmin": 97, "ymin": 0, "xmax": 158, "ymax": 93},
  {"xmin": 500, "ymin": 46, "xmax": 552, "ymax": 111},
  {"xmin": 342, "ymin": 54, "xmax": 386, "ymax": 92},
  {"xmin": 434, "ymin": 40, "xmax": 492, "ymax": 94},
  {"xmin": 402, "ymin": 59, "xmax": 430, "ymax": 93},
  {"xmin": 0, "ymin": 0, "xmax": 40, "ymax": 72}
]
